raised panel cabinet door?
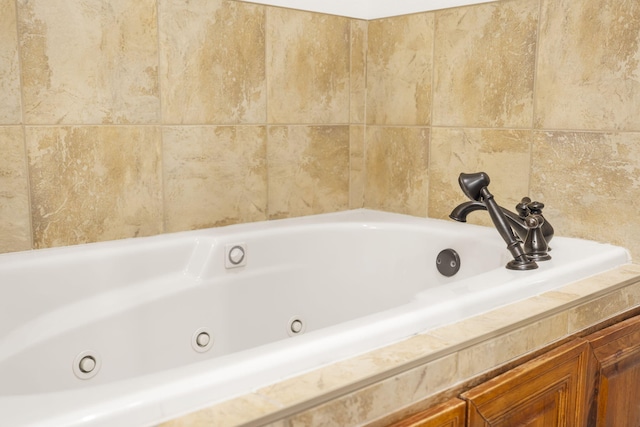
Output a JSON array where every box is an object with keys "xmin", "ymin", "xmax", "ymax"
[
  {"xmin": 588, "ymin": 315, "xmax": 640, "ymax": 427},
  {"xmin": 461, "ymin": 339, "xmax": 597, "ymax": 427},
  {"xmin": 388, "ymin": 398, "xmax": 466, "ymax": 427}
]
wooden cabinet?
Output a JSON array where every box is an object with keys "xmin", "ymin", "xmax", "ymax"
[
  {"xmin": 588, "ymin": 315, "xmax": 640, "ymax": 426},
  {"xmin": 389, "ymin": 398, "xmax": 466, "ymax": 427},
  {"xmin": 461, "ymin": 339, "xmax": 597, "ymax": 427},
  {"xmin": 388, "ymin": 314, "xmax": 640, "ymax": 427}
]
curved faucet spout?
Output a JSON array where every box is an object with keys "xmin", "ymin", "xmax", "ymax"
[
  {"xmin": 449, "ymin": 201, "xmax": 529, "ymax": 242},
  {"xmin": 449, "ymin": 200, "xmax": 553, "ymax": 245},
  {"xmin": 449, "ymin": 201, "xmax": 485, "ymax": 221}
]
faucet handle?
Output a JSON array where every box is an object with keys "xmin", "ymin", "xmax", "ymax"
[
  {"xmin": 523, "ymin": 207, "xmax": 552, "ymax": 261},
  {"xmin": 528, "ymin": 200, "xmax": 554, "ymax": 247},
  {"xmin": 516, "ymin": 197, "xmax": 531, "ymax": 219},
  {"xmin": 527, "ymin": 201, "xmax": 544, "ymax": 214}
]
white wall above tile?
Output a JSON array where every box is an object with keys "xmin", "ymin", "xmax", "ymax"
[{"xmin": 238, "ymin": 0, "xmax": 499, "ymax": 19}]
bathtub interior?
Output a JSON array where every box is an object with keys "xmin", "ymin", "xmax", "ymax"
[{"xmin": 0, "ymin": 210, "xmax": 512, "ymax": 396}]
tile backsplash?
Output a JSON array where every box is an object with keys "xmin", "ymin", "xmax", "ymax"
[
  {"xmin": 2, "ymin": 0, "xmax": 640, "ymax": 260},
  {"xmin": 367, "ymin": 0, "xmax": 640, "ymax": 259}
]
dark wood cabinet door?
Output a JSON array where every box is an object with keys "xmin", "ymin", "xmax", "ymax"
[
  {"xmin": 388, "ymin": 398, "xmax": 466, "ymax": 427},
  {"xmin": 588, "ymin": 315, "xmax": 640, "ymax": 427},
  {"xmin": 461, "ymin": 339, "xmax": 597, "ymax": 427}
]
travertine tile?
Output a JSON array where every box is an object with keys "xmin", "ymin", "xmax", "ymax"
[
  {"xmin": 266, "ymin": 8, "xmax": 350, "ymax": 124},
  {"xmin": 568, "ymin": 288, "xmax": 633, "ymax": 333},
  {"xmin": 18, "ymin": 0, "xmax": 159, "ymax": 124},
  {"xmin": 26, "ymin": 126, "xmax": 163, "ymax": 248},
  {"xmin": 428, "ymin": 128, "xmax": 531, "ymax": 225},
  {"xmin": 429, "ymin": 313, "xmax": 513, "ymax": 346},
  {"xmin": 484, "ymin": 295, "xmax": 571, "ymax": 327},
  {"xmin": 268, "ymin": 126, "xmax": 349, "ymax": 219},
  {"xmin": 163, "ymin": 126, "xmax": 267, "ymax": 232},
  {"xmin": 556, "ymin": 264, "xmax": 640, "ymax": 299},
  {"xmin": 621, "ymin": 283, "xmax": 640, "ymax": 311},
  {"xmin": 433, "ymin": 0, "xmax": 538, "ymax": 127},
  {"xmin": 0, "ymin": 127, "xmax": 31, "ymax": 253},
  {"xmin": 364, "ymin": 127, "xmax": 429, "ymax": 216},
  {"xmin": 525, "ymin": 312, "xmax": 569, "ymax": 350},
  {"xmin": 265, "ymin": 354, "xmax": 458, "ymax": 427},
  {"xmin": 457, "ymin": 329, "xmax": 527, "ymax": 379},
  {"xmin": 430, "ymin": 306, "xmax": 568, "ymax": 380},
  {"xmin": 536, "ymin": 0, "xmax": 640, "ymax": 130},
  {"xmin": 0, "ymin": 0, "xmax": 21, "ymax": 124},
  {"xmin": 366, "ymin": 13, "xmax": 433, "ymax": 126},
  {"xmin": 159, "ymin": 0, "xmax": 266, "ymax": 124},
  {"xmin": 158, "ymin": 393, "xmax": 282, "ymax": 427},
  {"xmin": 531, "ymin": 131, "xmax": 640, "ymax": 260},
  {"xmin": 456, "ymin": 314, "xmax": 568, "ymax": 379},
  {"xmin": 349, "ymin": 125, "xmax": 365, "ymax": 209},
  {"xmin": 257, "ymin": 333, "xmax": 452, "ymax": 411},
  {"xmin": 256, "ymin": 356, "xmax": 373, "ymax": 410},
  {"xmin": 350, "ymin": 20, "xmax": 367, "ymax": 124}
]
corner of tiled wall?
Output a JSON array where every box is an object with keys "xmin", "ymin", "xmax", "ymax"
[
  {"xmin": 531, "ymin": 0, "xmax": 640, "ymax": 259},
  {"xmin": 364, "ymin": 13, "xmax": 433, "ymax": 217},
  {"xmin": 3, "ymin": 0, "xmax": 640, "ymax": 259},
  {"xmin": 364, "ymin": 0, "xmax": 640, "ymax": 261},
  {"xmin": 1, "ymin": 0, "xmax": 31, "ymax": 253},
  {"xmin": 362, "ymin": 0, "xmax": 538, "ymax": 224},
  {"xmin": 349, "ymin": 18, "xmax": 368, "ymax": 210}
]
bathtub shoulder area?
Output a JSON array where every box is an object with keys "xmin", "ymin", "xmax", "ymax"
[{"xmin": 159, "ymin": 263, "xmax": 640, "ymax": 427}]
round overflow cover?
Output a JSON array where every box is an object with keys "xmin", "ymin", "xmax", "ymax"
[{"xmin": 436, "ymin": 248, "xmax": 461, "ymax": 277}]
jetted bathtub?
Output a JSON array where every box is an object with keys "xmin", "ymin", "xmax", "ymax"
[{"xmin": 0, "ymin": 209, "xmax": 631, "ymax": 426}]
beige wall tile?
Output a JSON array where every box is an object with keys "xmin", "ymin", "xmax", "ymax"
[
  {"xmin": 163, "ymin": 126, "xmax": 267, "ymax": 232},
  {"xmin": 350, "ymin": 20, "xmax": 367, "ymax": 124},
  {"xmin": 26, "ymin": 126, "xmax": 163, "ymax": 248},
  {"xmin": 159, "ymin": 0, "xmax": 266, "ymax": 124},
  {"xmin": 266, "ymin": 8, "xmax": 350, "ymax": 124},
  {"xmin": 0, "ymin": 127, "xmax": 31, "ymax": 253},
  {"xmin": 366, "ymin": 13, "xmax": 433, "ymax": 126},
  {"xmin": 428, "ymin": 128, "xmax": 531, "ymax": 225},
  {"xmin": 364, "ymin": 126, "xmax": 429, "ymax": 216},
  {"xmin": 433, "ymin": 0, "xmax": 538, "ymax": 128},
  {"xmin": 268, "ymin": 126, "xmax": 349, "ymax": 219},
  {"xmin": 0, "ymin": 0, "xmax": 21, "ymax": 124},
  {"xmin": 349, "ymin": 125, "xmax": 365, "ymax": 209},
  {"xmin": 536, "ymin": 0, "xmax": 640, "ymax": 130},
  {"xmin": 18, "ymin": 0, "xmax": 159, "ymax": 125},
  {"xmin": 531, "ymin": 131, "xmax": 640, "ymax": 259}
]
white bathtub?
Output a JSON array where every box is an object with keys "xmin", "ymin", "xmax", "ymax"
[{"xmin": 0, "ymin": 209, "xmax": 631, "ymax": 426}]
